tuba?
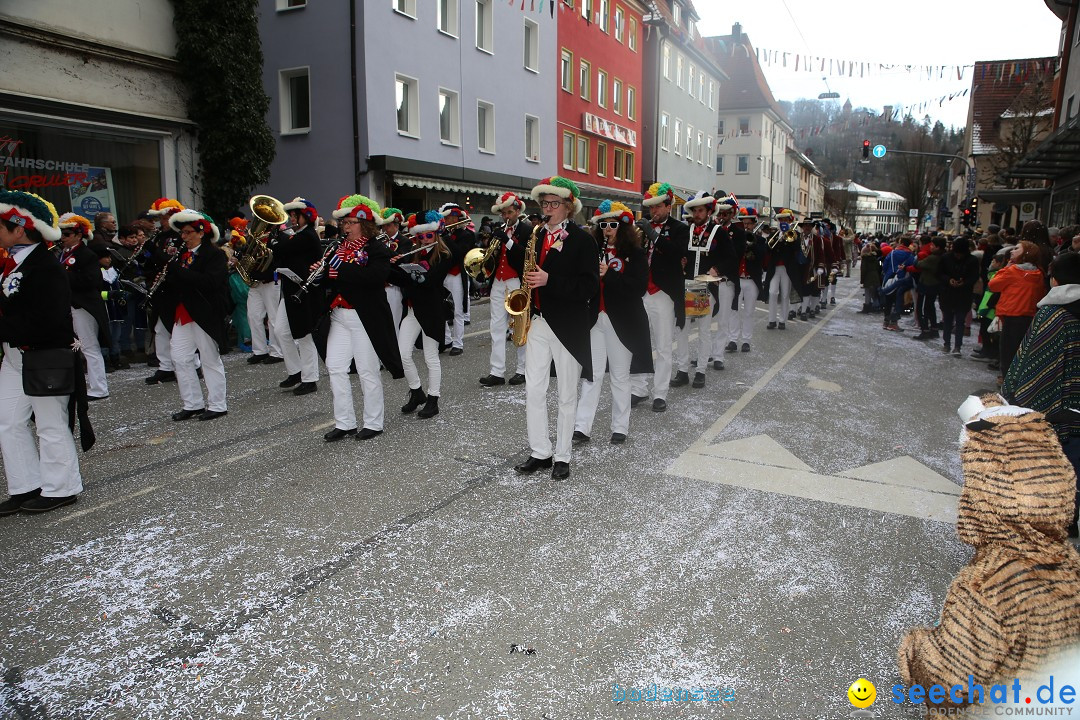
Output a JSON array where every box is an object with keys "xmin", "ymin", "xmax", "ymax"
[
  {"xmin": 504, "ymin": 219, "xmax": 544, "ymax": 347},
  {"xmin": 235, "ymin": 195, "xmax": 285, "ymax": 286}
]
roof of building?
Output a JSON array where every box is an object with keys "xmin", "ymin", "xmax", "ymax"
[
  {"xmin": 786, "ymin": 147, "xmax": 822, "ymax": 176},
  {"xmin": 643, "ymin": 0, "xmax": 724, "ymax": 79},
  {"xmin": 969, "ymin": 57, "xmax": 1056, "ymax": 156},
  {"xmin": 827, "ymin": 181, "xmax": 881, "ymax": 196},
  {"xmin": 703, "ymin": 27, "xmax": 788, "ymax": 122}
]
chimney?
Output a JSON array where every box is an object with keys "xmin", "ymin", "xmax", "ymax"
[{"xmin": 732, "ymin": 22, "xmax": 742, "ymax": 39}]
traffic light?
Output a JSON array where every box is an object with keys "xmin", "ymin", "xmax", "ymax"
[
  {"xmin": 962, "ymin": 208, "xmax": 972, "ymax": 227},
  {"xmin": 970, "ymin": 197, "xmax": 979, "ymax": 219},
  {"xmin": 862, "ymin": 139, "xmax": 870, "ymax": 160}
]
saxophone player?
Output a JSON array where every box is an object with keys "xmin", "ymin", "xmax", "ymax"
[
  {"xmin": 275, "ymin": 197, "xmax": 323, "ymax": 396},
  {"xmin": 509, "ymin": 177, "xmax": 598, "ymax": 481},
  {"xmin": 478, "ymin": 192, "xmax": 531, "ymax": 387}
]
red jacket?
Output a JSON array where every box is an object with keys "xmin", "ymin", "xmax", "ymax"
[{"xmin": 987, "ymin": 263, "xmax": 1047, "ymax": 317}]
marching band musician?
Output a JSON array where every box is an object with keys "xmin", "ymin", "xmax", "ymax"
[
  {"xmin": 510, "ymin": 176, "xmax": 598, "ymax": 481},
  {"xmin": 57, "ymin": 213, "xmax": 111, "ymax": 400},
  {"xmin": 573, "ymin": 201, "xmax": 652, "ymax": 446},
  {"xmin": 161, "ymin": 209, "xmax": 230, "ymax": 421},
  {"xmin": 764, "ymin": 208, "xmax": 799, "ymax": 330},
  {"xmin": 275, "ymin": 197, "xmax": 323, "ymax": 396},
  {"xmin": 144, "ymin": 198, "xmax": 187, "ymax": 385},
  {"xmin": 438, "ymin": 203, "xmax": 474, "ymax": 356},
  {"xmin": 321, "ymin": 195, "xmax": 404, "ymax": 442},
  {"xmin": 710, "ymin": 194, "xmax": 747, "ymax": 366},
  {"xmin": 479, "ymin": 192, "xmax": 531, "ymax": 388},
  {"xmin": 673, "ymin": 190, "xmax": 721, "ymax": 388},
  {"xmin": 391, "ymin": 211, "xmax": 452, "ymax": 420},
  {"xmin": 376, "ymin": 207, "xmax": 411, "ymax": 334},
  {"xmin": 239, "ymin": 216, "xmax": 286, "ymax": 367},
  {"xmin": 795, "ymin": 217, "xmax": 826, "ymax": 321},
  {"xmin": 728, "ymin": 207, "xmax": 767, "ymax": 353},
  {"xmin": 825, "ymin": 219, "xmax": 846, "ymax": 305},
  {"xmin": 631, "ymin": 182, "xmax": 689, "ymax": 413}
]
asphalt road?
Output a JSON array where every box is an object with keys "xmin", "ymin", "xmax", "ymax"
[{"xmin": 0, "ymin": 276, "xmax": 1064, "ymax": 719}]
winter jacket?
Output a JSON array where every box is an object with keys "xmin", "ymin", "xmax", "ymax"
[{"xmin": 987, "ymin": 263, "xmax": 1048, "ymax": 318}]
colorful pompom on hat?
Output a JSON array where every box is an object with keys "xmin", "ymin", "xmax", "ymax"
[
  {"xmin": 0, "ymin": 189, "xmax": 61, "ymax": 242},
  {"xmin": 531, "ymin": 176, "xmax": 582, "ymax": 216},
  {"xmin": 643, "ymin": 182, "xmax": 675, "ymax": 208},
  {"xmin": 58, "ymin": 212, "xmax": 93, "ymax": 239},
  {"xmin": 410, "ymin": 210, "xmax": 443, "ymax": 236},
  {"xmin": 376, "ymin": 207, "xmax": 405, "ymax": 226},
  {"xmin": 740, "ymin": 207, "xmax": 759, "ymax": 218},
  {"xmin": 773, "ymin": 207, "xmax": 794, "ymax": 220},
  {"xmin": 147, "ymin": 197, "xmax": 185, "ymax": 217},
  {"xmin": 283, "ymin": 197, "xmax": 318, "ymax": 223},
  {"xmin": 683, "ymin": 190, "xmax": 716, "ymax": 211},
  {"xmin": 332, "ymin": 194, "xmax": 381, "ymax": 222},
  {"xmin": 439, "ymin": 202, "xmax": 469, "ymax": 219},
  {"xmin": 228, "ymin": 216, "xmax": 249, "ymax": 232},
  {"xmin": 491, "ymin": 192, "xmax": 524, "ymax": 213},
  {"xmin": 590, "ymin": 200, "xmax": 634, "ymax": 225},
  {"xmin": 714, "ymin": 191, "xmax": 738, "ymax": 210},
  {"xmin": 168, "ymin": 209, "xmax": 220, "ymax": 243}
]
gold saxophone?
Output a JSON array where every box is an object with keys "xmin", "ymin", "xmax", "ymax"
[{"xmin": 504, "ymin": 221, "xmax": 542, "ymax": 347}]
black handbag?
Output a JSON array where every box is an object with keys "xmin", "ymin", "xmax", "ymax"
[{"xmin": 22, "ymin": 348, "xmax": 76, "ymax": 396}]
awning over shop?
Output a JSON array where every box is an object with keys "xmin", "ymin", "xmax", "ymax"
[
  {"xmin": 1006, "ymin": 116, "xmax": 1080, "ymax": 180},
  {"xmin": 975, "ymin": 188, "xmax": 1052, "ymax": 204},
  {"xmin": 391, "ymin": 173, "xmax": 525, "ymax": 198},
  {"xmin": 574, "ymin": 180, "xmax": 643, "ymax": 206}
]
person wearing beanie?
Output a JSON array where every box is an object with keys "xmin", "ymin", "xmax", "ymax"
[
  {"xmin": 57, "ymin": 213, "xmax": 111, "ymax": 400},
  {"xmin": 510, "ymin": 176, "xmax": 598, "ymax": 481},
  {"xmin": 478, "ymin": 192, "xmax": 532, "ymax": 388},
  {"xmin": 630, "ymin": 182, "xmax": 689, "ymax": 413},
  {"xmin": 321, "ymin": 194, "xmax": 404, "ymax": 442},
  {"xmin": 376, "ymin": 207, "xmax": 411, "ymax": 334},
  {"xmin": 0, "ymin": 189, "xmax": 90, "ymax": 515},
  {"xmin": 161, "ymin": 209, "xmax": 230, "ymax": 421},
  {"xmin": 274, "ymin": 197, "xmax": 324, "ymax": 396}
]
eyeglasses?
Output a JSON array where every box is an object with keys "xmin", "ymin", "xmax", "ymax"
[
  {"xmin": 538, "ymin": 199, "xmax": 566, "ymax": 210},
  {"xmin": 60, "ymin": 229, "xmax": 80, "ymax": 237},
  {"xmin": 598, "ymin": 221, "xmax": 620, "ymax": 229},
  {"xmin": 179, "ymin": 228, "xmax": 198, "ymax": 236},
  {"xmin": 418, "ymin": 232, "xmax": 436, "ymax": 240},
  {"xmin": 340, "ymin": 219, "xmax": 359, "ymax": 227}
]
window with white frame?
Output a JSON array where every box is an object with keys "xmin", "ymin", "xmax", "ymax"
[
  {"xmin": 673, "ymin": 118, "xmax": 682, "ymax": 155},
  {"xmin": 676, "ymin": 54, "xmax": 683, "ymax": 88},
  {"xmin": 697, "ymin": 131, "xmax": 704, "ymax": 163},
  {"xmin": 624, "ymin": 150, "xmax": 634, "ymax": 183},
  {"xmin": 717, "ymin": 118, "xmax": 725, "ymax": 136},
  {"xmin": 706, "ymin": 136, "xmax": 712, "ymax": 167},
  {"xmin": 279, "ymin": 67, "xmax": 310, "ymax": 133},
  {"xmin": 580, "ymin": 0, "xmax": 593, "ymax": 21},
  {"xmin": 708, "ymin": 81, "xmax": 715, "ymax": 110},
  {"xmin": 628, "ymin": 17, "xmax": 637, "ymax": 50},
  {"xmin": 597, "ymin": 142, "xmax": 607, "ymax": 176},
  {"xmin": 688, "ymin": 64, "xmax": 695, "ymax": 97},
  {"xmin": 673, "ymin": 2, "xmax": 681, "ymax": 27},
  {"xmin": 598, "ymin": 0, "xmax": 609, "ymax": 32},
  {"xmin": 524, "ymin": 19, "xmax": 539, "ymax": 71},
  {"xmin": 627, "ymin": 86, "xmax": 636, "ymax": 120},
  {"xmin": 438, "ymin": 0, "xmax": 459, "ymax": 36},
  {"xmin": 475, "ymin": 0, "xmax": 493, "ymax": 52},
  {"xmin": 614, "ymin": 6, "xmax": 624, "ymax": 42},
  {"xmin": 597, "ymin": 69, "xmax": 608, "ymax": 107},
  {"xmin": 276, "ymin": 0, "xmax": 305, "ymax": 10},
  {"xmin": 395, "ymin": 73, "xmax": 419, "ymax": 136},
  {"xmin": 394, "ymin": 0, "xmax": 417, "ymax": 17},
  {"xmin": 737, "ymin": 155, "xmax": 749, "ymax": 174},
  {"xmin": 562, "ymin": 131, "xmax": 575, "ymax": 169},
  {"xmin": 439, "ymin": 88, "xmax": 460, "ymax": 145},
  {"xmin": 613, "ymin": 147, "xmax": 624, "ymax": 180},
  {"xmin": 525, "ymin": 115, "xmax": 539, "ymax": 162},
  {"xmin": 579, "ymin": 60, "xmax": 591, "ymax": 101},
  {"xmin": 660, "ymin": 113, "xmax": 670, "ymax": 150},
  {"xmin": 685, "ymin": 124, "xmax": 692, "ymax": 161},
  {"xmin": 698, "ymin": 73, "xmax": 704, "ymax": 102},
  {"xmin": 613, "ymin": 78, "xmax": 622, "ymax": 114},
  {"xmin": 739, "ymin": 117, "xmax": 750, "ymax": 135},
  {"xmin": 716, "ymin": 154, "xmax": 723, "ymax": 173},
  {"xmin": 576, "ymin": 135, "xmax": 588, "ymax": 172},
  {"xmin": 662, "ymin": 45, "xmax": 671, "ymax": 79},
  {"xmin": 477, "ymin": 100, "xmax": 495, "ymax": 152},
  {"xmin": 560, "ymin": 49, "xmax": 573, "ymax": 92}
]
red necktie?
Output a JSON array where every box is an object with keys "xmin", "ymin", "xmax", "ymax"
[{"xmin": 1, "ymin": 256, "xmax": 16, "ymax": 279}]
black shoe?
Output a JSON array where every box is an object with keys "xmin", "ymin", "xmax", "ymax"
[
  {"xmin": 146, "ymin": 355, "xmax": 160, "ymax": 368},
  {"xmin": 145, "ymin": 369, "xmax": 176, "ymax": 385},
  {"xmin": 712, "ymin": 360, "xmax": 724, "ymax": 371},
  {"xmin": 448, "ymin": 347, "xmax": 464, "ymax": 356},
  {"xmin": 357, "ymin": 427, "xmax": 383, "ymax": 440},
  {"xmin": 913, "ymin": 331, "xmax": 933, "ymax": 341},
  {"xmin": 172, "ymin": 408, "xmax": 204, "ymax": 421},
  {"xmin": 692, "ymin": 372, "xmax": 706, "ymax": 388},
  {"xmin": 830, "ymin": 298, "xmax": 836, "ymax": 305},
  {"xmin": 479, "ymin": 374, "xmax": 506, "ymax": 387},
  {"xmin": 0, "ymin": 488, "xmax": 40, "ymax": 516},
  {"xmin": 943, "ymin": 343, "xmax": 951, "ymax": 353},
  {"xmin": 670, "ymin": 371, "xmax": 690, "ymax": 387},
  {"xmin": 508, "ymin": 373, "xmax": 526, "ymax": 386},
  {"xmin": 741, "ymin": 343, "xmax": 750, "ymax": 352},
  {"xmin": 797, "ymin": 311, "xmax": 807, "ymax": 321},
  {"xmin": 20, "ymin": 495, "xmax": 77, "ymax": 514},
  {"xmin": 324, "ymin": 427, "xmax": 356, "ymax": 442},
  {"xmin": 610, "ymin": 433, "xmax": 626, "ymax": 445},
  {"xmin": 104, "ymin": 361, "xmax": 116, "ymax": 374},
  {"xmin": 279, "ymin": 373, "xmax": 301, "ymax": 388},
  {"xmin": 927, "ymin": 329, "xmax": 940, "ymax": 339},
  {"xmin": 858, "ymin": 304, "xmax": 870, "ymax": 314},
  {"xmin": 788, "ymin": 310, "xmax": 796, "ymax": 320},
  {"xmin": 401, "ymin": 387, "xmax": 426, "ymax": 414},
  {"xmin": 417, "ymin": 395, "xmax": 439, "ymax": 419},
  {"xmin": 766, "ymin": 322, "xmax": 777, "ymax": 330},
  {"xmin": 292, "ymin": 381, "xmax": 317, "ymax": 396},
  {"xmin": 247, "ymin": 354, "xmax": 268, "ymax": 365},
  {"xmin": 515, "ymin": 456, "xmax": 553, "ymax": 474},
  {"xmin": 551, "ymin": 461, "xmax": 570, "ymax": 481},
  {"xmin": 652, "ymin": 398, "xmax": 667, "ymax": 412},
  {"xmin": 197, "ymin": 409, "xmax": 228, "ymax": 421},
  {"xmin": 263, "ymin": 355, "xmax": 285, "ymax": 365},
  {"xmin": 631, "ymin": 394, "xmax": 647, "ymax": 408},
  {"xmin": 725, "ymin": 341, "xmax": 737, "ymax": 353},
  {"xmin": 87, "ymin": 395, "xmax": 109, "ymax": 402},
  {"xmin": 778, "ymin": 322, "xmax": 786, "ymax": 330},
  {"xmin": 572, "ymin": 430, "xmax": 590, "ymax": 445},
  {"xmin": 987, "ymin": 361, "xmax": 1000, "ymax": 371}
]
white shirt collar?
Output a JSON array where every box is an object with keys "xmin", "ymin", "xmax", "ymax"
[{"xmin": 11, "ymin": 243, "xmax": 38, "ymax": 269}]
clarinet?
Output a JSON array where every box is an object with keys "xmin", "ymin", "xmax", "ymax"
[
  {"xmin": 145, "ymin": 248, "xmax": 179, "ymax": 308},
  {"xmin": 291, "ymin": 238, "xmax": 343, "ymax": 302}
]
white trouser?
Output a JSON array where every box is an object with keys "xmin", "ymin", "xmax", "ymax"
[
  {"xmin": 275, "ymin": 298, "xmax": 319, "ymax": 383},
  {"xmin": 171, "ymin": 321, "xmax": 227, "ymax": 412},
  {"xmin": 729, "ymin": 278, "xmax": 758, "ymax": 344},
  {"xmin": 72, "ymin": 308, "xmax": 108, "ymax": 398},
  {"xmin": 443, "ymin": 273, "xmax": 465, "ymax": 349},
  {"xmin": 827, "ymin": 279, "xmax": 837, "ymax": 302},
  {"xmin": 525, "ymin": 316, "xmax": 581, "ymax": 463},
  {"xmin": 325, "ymin": 308, "xmax": 383, "ymax": 431},
  {"xmin": 488, "ymin": 277, "xmax": 525, "ymax": 377},
  {"xmin": 154, "ymin": 317, "xmax": 174, "ymax": 371},
  {"xmin": 247, "ymin": 282, "xmax": 283, "ymax": 358},
  {"xmin": 819, "ymin": 285, "xmax": 828, "ymax": 305},
  {"xmin": 768, "ymin": 270, "xmax": 791, "ymax": 323},
  {"xmin": 398, "ymin": 308, "xmax": 441, "ymax": 396},
  {"xmin": 631, "ymin": 291, "xmax": 675, "ymax": 401},
  {"xmin": 0, "ymin": 344, "xmax": 83, "ymax": 497},
  {"xmin": 710, "ymin": 281, "xmax": 736, "ymax": 359},
  {"xmin": 386, "ymin": 286, "xmax": 404, "ymax": 336},
  {"xmin": 674, "ymin": 301, "xmax": 715, "ymax": 373},
  {"xmin": 800, "ymin": 287, "xmax": 816, "ymax": 313},
  {"xmin": 575, "ymin": 312, "xmax": 632, "ymax": 437}
]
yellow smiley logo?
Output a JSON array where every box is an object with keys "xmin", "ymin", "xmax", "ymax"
[{"xmin": 848, "ymin": 678, "xmax": 876, "ymax": 709}]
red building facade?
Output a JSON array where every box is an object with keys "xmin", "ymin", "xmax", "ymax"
[{"xmin": 556, "ymin": 0, "xmax": 646, "ymax": 215}]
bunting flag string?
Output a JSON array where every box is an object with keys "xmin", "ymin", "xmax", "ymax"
[{"xmin": 751, "ymin": 50, "xmax": 1055, "ymax": 84}]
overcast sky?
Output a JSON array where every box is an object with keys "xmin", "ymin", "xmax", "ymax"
[{"xmin": 696, "ymin": 0, "xmax": 1064, "ymax": 129}]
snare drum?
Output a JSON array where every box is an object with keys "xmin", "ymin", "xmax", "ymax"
[{"xmin": 684, "ymin": 280, "xmax": 710, "ymax": 319}]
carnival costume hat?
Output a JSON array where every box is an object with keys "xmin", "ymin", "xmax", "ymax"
[
  {"xmin": 283, "ymin": 197, "xmax": 318, "ymax": 224},
  {"xmin": 168, "ymin": 209, "xmax": 221, "ymax": 243},
  {"xmin": 683, "ymin": 190, "xmax": 717, "ymax": 211},
  {"xmin": 58, "ymin": 212, "xmax": 93, "ymax": 239},
  {"xmin": 589, "ymin": 200, "xmax": 635, "ymax": 225},
  {"xmin": 147, "ymin": 197, "xmax": 185, "ymax": 218},
  {"xmin": 439, "ymin": 202, "xmax": 469, "ymax": 219},
  {"xmin": 491, "ymin": 192, "xmax": 525, "ymax": 213},
  {"xmin": 410, "ymin": 210, "xmax": 443, "ymax": 236},
  {"xmin": 714, "ymin": 191, "xmax": 738, "ymax": 211},
  {"xmin": 332, "ymin": 194, "xmax": 381, "ymax": 222},
  {"xmin": 376, "ymin": 207, "xmax": 405, "ymax": 227},
  {"xmin": 531, "ymin": 176, "xmax": 582, "ymax": 216},
  {"xmin": 739, "ymin": 207, "xmax": 759, "ymax": 219},
  {"xmin": 0, "ymin": 189, "xmax": 61, "ymax": 242},
  {"xmin": 774, "ymin": 207, "xmax": 794, "ymax": 221},
  {"xmin": 643, "ymin": 182, "xmax": 676, "ymax": 208}
]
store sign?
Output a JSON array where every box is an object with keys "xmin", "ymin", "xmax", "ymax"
[
  {"xmin": 69, "ymin": 167, "xmax": 115, "ymax": 219},
  {"xmin": 582, "ymin": 113, "xmax": 637, "ymax": 148},
  {"xmin": 0, "ymin": 135, "xmax": 114, "ymax": 218}
]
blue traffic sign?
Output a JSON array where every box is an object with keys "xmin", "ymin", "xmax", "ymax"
[{"xmin": 872, "ymin": 144, "xmax": 887, "ymax": 158}]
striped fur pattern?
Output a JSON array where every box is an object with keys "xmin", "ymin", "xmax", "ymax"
[{"xmin": 898, "ymin": 398, "xmax": 1080, "ymax": 706}]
